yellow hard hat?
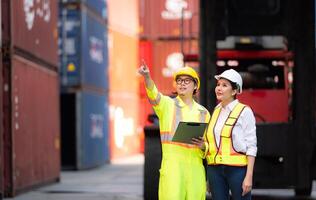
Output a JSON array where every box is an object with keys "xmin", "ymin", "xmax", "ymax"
[{"xmin": 173, "ymin": 66, "xmax": 200, "ymax": 89}]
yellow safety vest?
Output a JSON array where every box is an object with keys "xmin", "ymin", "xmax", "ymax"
[
  {"xmin": 206, "ymin": 102, "xmax": 248, "ymax": 166},
  {"xmin": 146, "ymin": 85, "xmax": 209, "ymax": 148}
]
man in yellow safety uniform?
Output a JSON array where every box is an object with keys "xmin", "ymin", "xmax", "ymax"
[{"xmin": 138, "ymin": 61, "xmax": 210, "ymax": 200}]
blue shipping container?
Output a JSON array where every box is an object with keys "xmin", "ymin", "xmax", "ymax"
[
  {"xmin": 60, "ymin": 0, "xmax": 107, "ymax": 19},
  {"xmin": 61, "ymin": 90, "xmax": 109, "ymax": 169},
  {"xmin": 59, "ymin": 6, "xmax": 108, "ymax": 89}
]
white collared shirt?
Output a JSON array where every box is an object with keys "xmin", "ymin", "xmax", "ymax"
[{"xmin": 214, "ymin": 99, "xmax": 257, "ymax": 157}]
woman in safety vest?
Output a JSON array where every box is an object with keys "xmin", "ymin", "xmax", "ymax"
[
  {"xmin": 138, "ymin": 61, "xmax": 210, "ymax": 200},
  {"xmin": 195, "ymin": 69, "xmax": 257, "ymax": 200}
]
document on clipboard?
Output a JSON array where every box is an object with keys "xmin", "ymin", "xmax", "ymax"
[{"xmin": 172, "ymin": 122, "xmax": 208, "ymax": 144}]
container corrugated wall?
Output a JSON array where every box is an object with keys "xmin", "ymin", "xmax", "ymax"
[
  {"xmin": 108, "ymin": 29, "xmax": 141, "ymax": 159},
  {"xmin": 59, "ymin": 1, "xmax": 109, "ymax": 169},
  {"xmin": 11, "ymin": 56, "xmax": 60, "ymax": 192},
  {"xmin": 107, "ymin": 0, "xmax": 199, "ymax": 39},
  {"xmin": 11, "ymin": 0, "xmax": 59, "ymax": 66},
  {"xmin": 59, "ymin": 5, "xmax": 108, "ymax": 89},
  {"xmin": 61, "ymin": 90, "xmax": 109, "ymax": 169},
  {"xmin": 2, "ymin": 1, "xmax": 60, "ymax": 197},
  {"xmin": 139, "ymin": 0, "xmax": 199, "ymax": 39}
]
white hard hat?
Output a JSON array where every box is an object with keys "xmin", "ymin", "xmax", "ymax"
[{"xmin": 215, "ymin": 69, "xmax": 243, "ymax": 94}]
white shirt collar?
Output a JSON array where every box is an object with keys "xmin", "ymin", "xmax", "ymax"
[{"xmin": 220, "ymin": 99, "xmax": 239, "ymax": 111}]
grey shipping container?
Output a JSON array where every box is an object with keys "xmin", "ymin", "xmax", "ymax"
[
  {"xmin": 61, "ymin": 90, "xmax": 109, "ymax": 170},
  {"xmin": 59, "ymin": 4, "xmax": 108, "ymax": 89}
]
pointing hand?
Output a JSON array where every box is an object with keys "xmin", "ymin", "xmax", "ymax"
[{"xmin": 138, "ymin": 59, "xmax": 150, "ymax": 77}]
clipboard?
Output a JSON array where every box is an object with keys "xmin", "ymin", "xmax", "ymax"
[{"xmin": 172, "ymin": 122, "xmax": 208, "ymax": 144}]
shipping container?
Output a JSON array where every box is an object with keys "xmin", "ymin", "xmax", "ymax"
[
  {"xmin": 139, "ymin": 40, "xmax": 153, "ymax": 98},
  {"xmin": 139, "ymin": 39, "xmax": 199, "ymax": 95},
  {"xmin": 107, "ymin": 0, "xmax": 139, "ymax": 36},
  {"xmin": 108, "ymin": 0, "xmax": 199, "ymax": 39},
  {"xmin": 60, "ymin": 0, "xmax": 107, "ymax": 19},
  {"xmin": 109, "ymin": 92, "xmax": 141, "ymax": 159},
  {"xmin": 108, "ymin": 29, "xmax": 141, "ymax": 159},
  {"xmin": 5, "ymin": 55, "xmax": 60, "ymax": 195},
  {"xmin": 2, "ymin": 1, "xmax": 60, "ymax": 197},
  {"xmin": 61, "ymin": 90, "xmax": 109, "ymax": 169},
  {"xmin": 108, "ymin": 29, "xmax": 138, "ymax": 92},
  {"xmin": 59, "ymin": 5, "xmax": 108, "ymax": 89},
  {"xmin": 11, "ymin": 0, "xmax": 58, "ymax": 67},
  {"xmin": 139, "ymin": 0, "xmax": 199, "ymax": 39}
]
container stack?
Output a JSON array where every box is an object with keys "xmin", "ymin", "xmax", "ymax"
[
  {"xmin": 1, "ymin": 0, "xmax": 60, "ymax": 197},
  {"xmin": 59, "ymin": 0, "xmax": 109, "ymax": 169},
  {"xmin": 107, "ymin": 0, "xmax": 142, "ymax": 159},
  {"xmin": 138, "ymin": 0, "xmax": 199, "ymax": 93},
  {"xmin": 107, "ymin": 0, "xmax": 199, "ymax": 157}
]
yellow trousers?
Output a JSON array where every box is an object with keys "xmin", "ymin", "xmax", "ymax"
[{"xmin": 158, "ymin": 146, "xmax": 206, "ymax": 200}]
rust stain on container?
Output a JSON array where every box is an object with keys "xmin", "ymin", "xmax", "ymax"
[
  {"xmin": 11, "ymin": 55, "xmax": 60, "ymax": 192},
  {"xmin": 11, "ymin": 0, "xmax": 58, "ymax": 66}
]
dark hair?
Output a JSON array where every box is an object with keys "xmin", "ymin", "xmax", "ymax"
[
  {"xmin": 192, "ymin": 79, "xmax": 198, "ymax": 95},
  {"xmin": 227, "ymin": 80, "xmax": 238, "ymax": 99}
]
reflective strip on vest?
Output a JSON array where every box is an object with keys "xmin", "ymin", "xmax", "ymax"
[
  {"xmin": 199, "ymin": 110, "xmax": 207, "ymax": 122},
  {"xmin": 148, "ymin": 93, "xmax": 161, "ymax": 106},
  {"xmin": 172, "ymin": 98, "xmax": 182, "ymax": 134},
  {"xmin": 206, "ymin": 103, "xmax": 248, "ymax": 166},
  {"xmin": 160, "ymin": 98, "xmax": 208, "ymax": 149}
]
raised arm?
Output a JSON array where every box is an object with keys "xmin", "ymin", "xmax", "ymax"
[{"xmin": 138, "ymin": 59, "xmax": 154, "ymax": 90}]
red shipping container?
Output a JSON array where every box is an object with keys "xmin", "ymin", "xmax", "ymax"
[
  {"xmin": 139, "ymin": 0, "xmax": 199, "ymax": 39},
  {"xmin": 11, "ymin": 0, "xmax": 59, "ymax": 66},
  {"xmin": 139, "ymin": 39, "xmax": 199, "ymax": 95},
  {"xmin": 4, "ymin": 56, "xmax": 60, "ymax": 196}
]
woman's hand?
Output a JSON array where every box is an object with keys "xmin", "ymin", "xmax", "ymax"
[
  {"xmin": 242, "ymin": 174, "xmax": 253, "ymax": 196},
  {"xmin": 191, "ymin": 136, "xmax": 206, "ymax": 150},
  {"xmin": 242, "ymin": 156, "xmax": 255, "ymax": 196}
]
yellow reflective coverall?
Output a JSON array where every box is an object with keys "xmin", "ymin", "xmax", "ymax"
[{"xmin": 146, "ymin": 84, "xmax": 210, "ymax": 200}]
